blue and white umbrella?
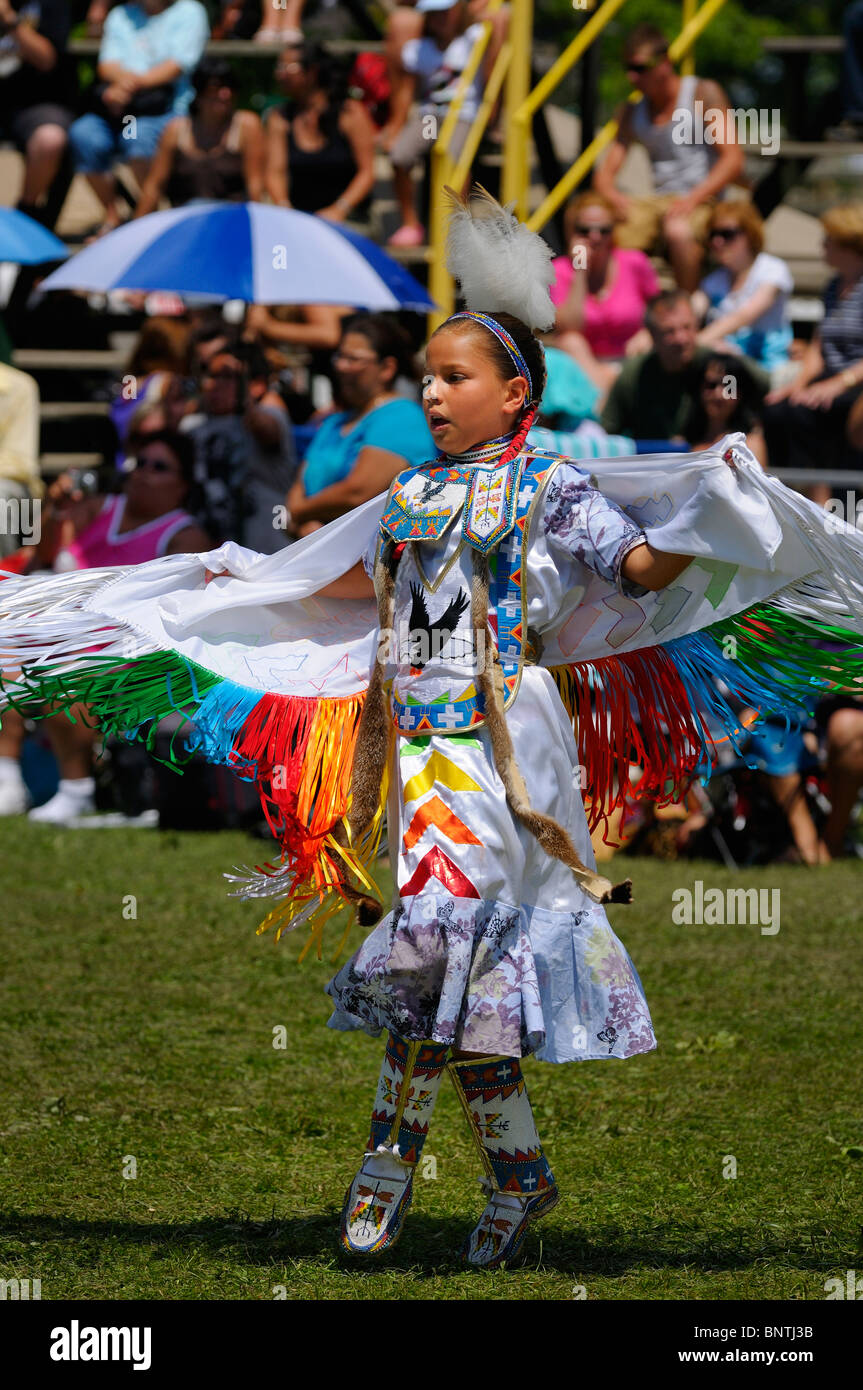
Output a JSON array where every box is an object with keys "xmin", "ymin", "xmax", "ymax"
[
  {"xmin": 40, "ymin": 201, "xmax": 435, "ymax": 311},
  {"xmin": 0, "ymin": 208, "xmax": 67, "ymax": 265}
]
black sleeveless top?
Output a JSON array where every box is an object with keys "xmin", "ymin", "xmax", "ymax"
[
  {"xmin": 285, "ymin": 105, "xmax": 362, "ymax": 214},
  {"xmin": 166, "ymin": 115, "xmax": 247, "ymax": 207}
]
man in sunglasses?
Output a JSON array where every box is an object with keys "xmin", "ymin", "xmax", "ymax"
[{"xmin": 593, "ymin": 21, "xmax": 744, "ymax": 293}]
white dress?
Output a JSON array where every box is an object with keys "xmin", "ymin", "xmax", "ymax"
[{"xmin": 326, "ymin": 463, "xmax": 658, "ymax": 1064}]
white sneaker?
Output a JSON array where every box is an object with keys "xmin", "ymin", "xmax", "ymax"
[
  {"xmin": 0, "ymin": 778, "xmax": 30, "ymax": 816},
  {"xmin": 28, "ymin": 779, "xmax": 96, "ymax": 825}
]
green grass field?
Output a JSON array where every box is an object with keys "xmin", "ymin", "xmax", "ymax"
[{"xmin": 1, "ymin": 819, "xmax": 861, "ymax": 1301}]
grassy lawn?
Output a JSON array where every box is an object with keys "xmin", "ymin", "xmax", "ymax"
[{"xmin": 0, "ymin": 818, "xmax": 861, "ymax": 1301}]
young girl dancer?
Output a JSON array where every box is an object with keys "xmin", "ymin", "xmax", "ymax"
[
  {"xmin": 323, "ymin": 208, "xmax": 696, "ymax": 1264},
  {"xmin": 2, "ymin": 188, "xmax": 862, "ymax": 1270}
]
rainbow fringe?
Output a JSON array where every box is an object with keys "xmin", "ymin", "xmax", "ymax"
[
  {"xmin": 554, "ymin": 599, "xmax": 863, "ymax": 836},
  {"xmin": 0, "ymin": 636, "xmax": 384, "ymax": 955},
  {"xmin": 2, "ymin": 589, "xmax": 860, "ymax": 946}
]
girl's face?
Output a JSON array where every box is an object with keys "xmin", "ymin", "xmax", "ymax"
[{"xmin": 422, "ymin": 328, "xmax": 528, "ymax": 455}]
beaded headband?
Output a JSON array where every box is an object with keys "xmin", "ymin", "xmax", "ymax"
[{"xmin": 445, "ymin": 310, "xmax": 535, "ymax": 404}]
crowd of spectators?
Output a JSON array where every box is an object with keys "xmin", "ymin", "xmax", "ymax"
[{"xmin": 0, "ymin": 9, "xmax": 862, "ymax": 858}]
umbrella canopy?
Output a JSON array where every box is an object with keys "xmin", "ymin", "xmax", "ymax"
[
  {"xmin": 0, "ymin": 208, "xmax": 67, "ymax": 265},
  {"xmin": 40, "ymin": 202, "xmax": 435, "ymax": 311}
]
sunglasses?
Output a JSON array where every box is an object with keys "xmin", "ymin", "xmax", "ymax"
[
  {"xmin": 205, "ymin": 368, "xmax": 243, "ymax": 380},
  {"xmin": 709, "ymin": 227, "xmax": 743, "ymax": 243},
  {"xmin": 701, "ymin": 377, "xmax": 727, "ymax": 392},
  {"xmin": 574, "ymin": 223, "xmax": 614, "ymax": 236},
  {"xmin": 626, "ymin": 54, "xmax": 665, "ymax": 75},
  {"xmin": 133, "ymin": 455, "xmax": 178, "ymax": 473},
  {"xmin": 331, "ymin": 350, "xmax": 379, "ymax": 366}
]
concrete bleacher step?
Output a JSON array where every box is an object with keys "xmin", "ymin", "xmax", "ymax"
[
  {"xmin": 66, "ymin": 37, "xmax": 383, "ymax": 58},
  {"xmin": 759, "ymin": 141, "xmax": 863, "ymax": 160},
  {"xmin": 40, "ymin": 402, "xmax": 111, "ymax": 420},
  {"xmin": 14, "ymin": 349, "xmax": 127, "ymax": 372}
]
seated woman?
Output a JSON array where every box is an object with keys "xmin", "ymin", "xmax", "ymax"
[
  {"xmin": 109, "ymin": 315, "xmax": 193, "ymax": 469},
  {"xmin": 549, "ymin": 190, "xmax": 660, "ymax": 396},
  {"xmin": 382, "ymin": 0, "xmax": 501, "ymax": 247},
  {"xmin": 265, "ymin": 43, "xmax": 375, "ymax": 224},
  {"xmin": 686, "ymin": 350, "xmax": 767, "ymax": 467},
  {"xmin": 0, "ymin": 430, "xmax": 211, "ymax": 824},
  {"xmin": 763, "ymin": 203, "xmax": 863, "ymax": 504},
  {"xmin": 134, "ymin": 57, "xmax": 265, "ymax": 217},
  {"xmin": 286, "ymin": 313, "xmax": 433, "ymax": 536},
  {"xmin": 68, "ymin": 0, "xmax": 210, "ymax": 237},
  {"xmin": 693, "ymin": 201, "xmax": 794, "ymax": 381}
]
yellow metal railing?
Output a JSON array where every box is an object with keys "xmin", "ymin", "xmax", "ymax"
[
  {"xmin": 425, "ymin": 0, "xmax": 724, "ymax": 332},
  {"xmin": 514, "ymin": 0, "xmax": 729, "ymax": 233},
  {"xmin": 681, "ymin": 0, "xmax": 698, "ymax": 75},
  {"xmin": 427, "ymin": 0, "xmax": 524, "ymax": 330}
]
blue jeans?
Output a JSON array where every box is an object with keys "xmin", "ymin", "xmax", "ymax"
[
  {"xmin": 843, "ymin": 0, "xmax": 863, "ymax": 121},
  {"xmin": 69, "ymin": 111, "xmax": 172, "ymax": 173}
]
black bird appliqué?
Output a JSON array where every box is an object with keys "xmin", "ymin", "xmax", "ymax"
[{"xmin": 406, "ymin": 582, "xmax": 470, "ymax": 672}]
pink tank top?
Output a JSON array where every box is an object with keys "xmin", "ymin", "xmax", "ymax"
[{"xmin": 54, "ymin": 495, "xmax": 196, "ymax": 572}]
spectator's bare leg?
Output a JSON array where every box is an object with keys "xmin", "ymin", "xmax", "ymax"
[
  {"xmin": 763, "ymin": 771, "xmax": 829, "ymax": 864},
  {"xmin": 0, "ymin": 706, "xmax": 28, "ymax": 815},
  {"xmin": 385, "ymin": 7, "xmax": 423, "ymax": 98},
  {"xmin": 0, "ymin": 706, "xmax": 25, "ymax": 761},
  {"xmin": 43, "ymin": 703, "xmax": 97, "ymax": 781},
  {"xmin": 27, "ymin": 702, "xmax": 98, "ymax": 823},
  {"xmin": 85, "ymin": 173, "xmax": 122, "ymax": 231},
  {"xmin": 823, "ymin": 706, "xmax": 863, "ymax": 856},
  {"xmin": 663, "ymin": 212, "xmax": 703, "ymax": 294},
  {"xmin": 21, "ymin": 124, "xmax": 68, "ymax": 207},
  {"xmin": 393, "ymin": 164, "xmax": 421, "ymax": 230}
]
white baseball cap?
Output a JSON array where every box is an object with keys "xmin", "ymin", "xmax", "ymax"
[{"xmin": 416, "ymin": 0, "xmax": 461, "ymax": 11}]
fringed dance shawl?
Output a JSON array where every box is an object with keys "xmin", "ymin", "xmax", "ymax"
[{"xmin": 1, "ymin": 433, "xmax": 862, "ymax": 954}]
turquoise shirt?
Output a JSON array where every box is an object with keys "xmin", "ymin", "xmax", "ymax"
[{"xmin": 302, "ymin": 398, "xmax": 435, "ymax": 497}]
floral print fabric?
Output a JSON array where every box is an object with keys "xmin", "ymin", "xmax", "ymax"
[{"xmin": 326, "ymin": 893, "xmax": 657, "ymax": 1063}]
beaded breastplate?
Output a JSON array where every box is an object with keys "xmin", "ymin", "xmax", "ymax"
[{"xmin": 378, "ymin": 447, "xmax": 561, "ymax": 734}]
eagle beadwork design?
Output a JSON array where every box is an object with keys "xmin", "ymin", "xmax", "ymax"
[{"xmin": 406, "ymin": 582, "xmax": 470, "ymax": 673}]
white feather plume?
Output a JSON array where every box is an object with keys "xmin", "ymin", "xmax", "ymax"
[{"xmin": 443, "ymin": 183, "xmax": 556, "ymax": 332}]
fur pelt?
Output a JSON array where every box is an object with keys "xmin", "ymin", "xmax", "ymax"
[{"xmin": 469, "ymin": 549, "xmax": 632, "ymax": 906}]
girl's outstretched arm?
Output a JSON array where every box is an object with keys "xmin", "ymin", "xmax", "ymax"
[{"xmin": 621, "ymin": 542, "xmax": 693, "ymax": 591}]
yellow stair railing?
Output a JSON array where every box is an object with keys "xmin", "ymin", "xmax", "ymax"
[
  {"xmin": 425, "ymin": 0, "xmax": 726, "ymax": 334},
  {"xmin": 504, "ymin": 0, "xmax": 729, "ymax": 232},
  {"xmin": 426, "ymin": 0, "xmax": 524, "ymax": 331}
]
